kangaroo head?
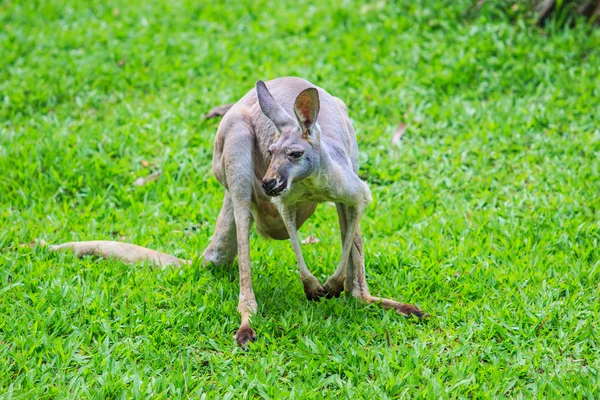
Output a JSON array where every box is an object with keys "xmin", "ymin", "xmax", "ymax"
[{"xmin": 256, "ymin": 80, "xmax": 321, "ymax": 197}]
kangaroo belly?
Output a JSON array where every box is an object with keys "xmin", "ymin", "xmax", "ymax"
[{"xmin": 251, "ymin": 198, "xmax": 317, "ymax": 240}]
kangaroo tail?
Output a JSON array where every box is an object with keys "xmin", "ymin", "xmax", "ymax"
[{"xmin": 36, "ymin": 239, "xmax": 191, "ymax": 268}]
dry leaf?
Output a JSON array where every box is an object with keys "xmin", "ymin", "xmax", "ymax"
[
  {"xmin": 204, "ymin": 104, "xmax": 233, "ymax": 119},
  {"xmin": 141, "ymin": 160, "xmax": 149, "ymax": 167},
  {"xmin": 392, "ymin": 122, "xmax": 407, "ymax": 145},
  {"xmin": 117, "ymin": 57, "xmax": 127, "ymax": 68},
  {"xmin": 301, "ymin": 235, "xmax": 320, "ymax": 245},
  {"xmin": 133, "ymin": 170, "xmax": 161, "ymax": 186}
]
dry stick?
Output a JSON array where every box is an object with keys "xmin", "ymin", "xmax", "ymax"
[
  {"xmin": 37, "ymin": 240, "xmax": 191, "ymax": 268},
  {"xmin": 133, "ymin": 170, "xmax": 161, "ymax": 187},
  {"xmin": 391, "ymin": 122, "xmax": 407, "ymax": 146}
]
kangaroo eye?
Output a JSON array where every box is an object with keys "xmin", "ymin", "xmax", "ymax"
[{"xmin": 289, "ymin": 151, "xmax": 304, "ymax": 159}]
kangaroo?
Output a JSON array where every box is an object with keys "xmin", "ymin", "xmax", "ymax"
[{"xmin": 202, "ymin": 77, "xmax": 424, "ymax": 346}]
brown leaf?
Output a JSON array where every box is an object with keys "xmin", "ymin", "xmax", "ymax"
[
  {"xmin": 392, "ymin": 122, "xmax": 407, "ymax": 145},
  {"xmin": 133, "ymin": 170, "xmax": 161, "ymax": 187},
  {"xmin": 204, "ymin": 104, "xmax": 233, "ymax": 119},
  {"xmin": 536, "ymin": 316, "xmax": 551, "ymax": 331},
  {"xmin": 301, "ymin": 235, "xmax": 320, "ymax": 245},
  {"xmin": 141, "ymin": 160, "xmax": 149, "ymax": 168}
]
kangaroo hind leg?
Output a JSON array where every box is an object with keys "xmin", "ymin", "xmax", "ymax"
[{"xmin": 203, "ymin": 191, "xmax": 237, "ymax": 267}]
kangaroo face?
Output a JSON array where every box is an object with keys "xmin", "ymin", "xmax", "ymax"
[
  {"xmin": 261, "ymin": 131, "xmax": 317, "ymax": 197},
  {"xmin": 256, "ymin": 81, "xmax": 321, "ymax": 198}
]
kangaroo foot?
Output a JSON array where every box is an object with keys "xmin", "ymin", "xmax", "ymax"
[
  {"xmin": 355, "ymin": 291, "xmax": 428, "ymax": 319},
  {"xmin": 234, "ymin": 324, "xmax": 256, "ymax": 348},
  {"xmin": 391, "ymin": 301, "xmax": 427, "ymax": 319}
]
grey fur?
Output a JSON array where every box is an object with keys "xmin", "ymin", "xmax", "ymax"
[{"xmin": 203, "ymin": 77, "xmax": 423, "ymax": 347}]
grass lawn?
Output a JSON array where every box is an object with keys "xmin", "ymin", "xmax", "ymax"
[{"xmin": 1, "ymin": 0, "xmax": 599, "ymax": 398}]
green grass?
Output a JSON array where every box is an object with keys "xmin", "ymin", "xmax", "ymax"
[{"xmin": 1, "ymin": 0, "xmax": 600, "ymax": 398}]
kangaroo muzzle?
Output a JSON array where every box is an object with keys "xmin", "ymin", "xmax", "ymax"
[{"xmin": 262, "ymin": 177, "xmax": 286, "ymax": 197}]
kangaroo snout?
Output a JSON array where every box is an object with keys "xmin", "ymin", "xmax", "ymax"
[
  {"xmin": 262, "ymin": 178, "xmax": 277, "ymax": 192},
  {"xmin": 262, "ymin": 177, "xmax": 286, "ymax": 197}
]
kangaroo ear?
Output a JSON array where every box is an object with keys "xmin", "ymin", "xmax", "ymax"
[
  {"xmin": 256, "ymin": 80, "xmax": 294, "ymax": 131},
  {"xmin": 293, "ymin": 88, "xmax": 320, "ymax": 136}
]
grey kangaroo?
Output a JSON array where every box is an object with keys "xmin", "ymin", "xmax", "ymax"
[{"xmin": 202, "ymin": 77, "xmax": 424, "ymax": 346}]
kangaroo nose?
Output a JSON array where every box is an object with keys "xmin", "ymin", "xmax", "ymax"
[{"xmin": 262, "ymin": 178, "xmax": 277, "ymax": 193}]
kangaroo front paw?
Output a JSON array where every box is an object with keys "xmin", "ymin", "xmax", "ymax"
[
  {"xmin": 234, "ymin": 325, "xmax": 256, "ymax": 348},
  {"xmin": 302, "ymin": 278, "xmax": 325, "ymax": 301},
  {"xmin": 323, "ymin": 276, "xmax": 344, "ymax": 299}
]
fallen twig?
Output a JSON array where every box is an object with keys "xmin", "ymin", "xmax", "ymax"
[
  {"xmin": 391, "ymin": 122, "xmax": 407, "ymax": 146},
  {"xmin": 133, "ymin": 170, "xmax": 161, "ymax": 187},
  {"xmin": 536, "ymin": 315, "xmax": 551, "ymax": 331}
]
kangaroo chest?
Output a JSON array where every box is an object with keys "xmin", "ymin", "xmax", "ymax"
[{"xmin": 251, "ymin": 198, "xmax": 318, "ymax": 240}]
